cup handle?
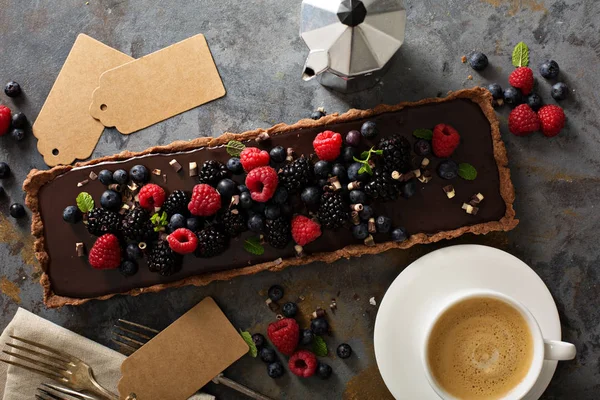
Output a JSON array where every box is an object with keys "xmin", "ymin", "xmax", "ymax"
[{"xmin": 544, "ymin": 339, "xmax": 576, "ymax": 360}]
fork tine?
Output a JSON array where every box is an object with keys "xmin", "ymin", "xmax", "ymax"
[
  {"xmin": 5, "ymin": 343, "xmax": 70, "ymax": 366},
  {"xmin": 9, "ymin": 335, "xmax": 79, "ymax": 363},
  {"xmin": 112, "ymin": 332, "xmax": 146, "ymax": 347},
  {"xmin": 2, "ymin": 350, "xmax": 67, "ymax": 373},
  {"xmin": 0, "ymin": 358, "xmax": 67, "ymax": 383},
  {"xmin": 117, "ymin": 319, "xmax": 160, "ymax": 334},
  {"xmin": 36, "ymin": 388, "xmax": 67, "ymax": 400},
  {"xmin": 113, "ymin": 324, "xmax": 154, "ymax": 341},
  {"xmin": 110, "ymin": 338, "xmax": 139, "ymax": 353}
]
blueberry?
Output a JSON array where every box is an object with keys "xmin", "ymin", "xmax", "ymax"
[
  {"xmin": 376, "ymin": 216, "xmax": 392, "ymax": 233},
  {"xmin": 112, "ymin": 169, "xmax": 128, "ymax": 184},
  {"xmin": 130, "ymin": 165, "xmax": 149, "ymax": 183},
  {"xmin": 300, "ymin": 329, "xmax": 314, "ymax": 345},
  {"xmin": 252, "ymin": 202, "xmax": 266, "ymax": 215},
  {"xmin": 401, "ymin": 180, "xmax": 416, "ymax": 198},
  {"xmin": 186, "ymin": 217, "xmax": 203, "ymax": 232},
  {"xmin": 352, "ymin": 224, "xmax": 369, "ymax": 240},
  {"xmin": 468, "ymin": 52, "xmax": 488, "ymax": 71},
  {"xmin": 282, "ymin": 302, "xmax": 298, "ymax": 317},
  {"xmin": 0, "ymin": 162, "xmax": 11, "ymax": 179},
  {"xmin": 348, "ymin": 163, "xmax": 369, "ymax": 182},
  {"xmin": 437, "ymin": 160, "xmax": 459, "ymax": 180},
  {"xmin": 551, "ymin": 82, "xmax": 568, "ymax": 101},
  {"xmin": 252, "ymin": 333, "xmax": 266, "ymax": 349},
  {"xmin": 526, "ymin": 93, "xmax": 543, "ymax": 112},
  {"xmin": 126, "ymin": 243, "xmax": 143, "ymax": 260},
  {"xmin": 341, "ymin": 146, "xmax": 356, "ymax": 163},
  {"xmin": 331, "ymin": 163, "xmax": 347, "ymax": 182},
  {"xmin": 317, "ymin": 178, "xmax": 328, "ymax": 188},
  {"xmin": 539, "ymin": 60, "xmax": 560, "ymax": 79},
  {"xmin": 217, "ymin": 178, "xmax": 237, "ymax": 199},
  {"xmin": 11, "ymin": 112, "xmax": 27, "ymax": 129},
  {"xmin": 98, "ymin": 170, "xmax": 113, "ymax": 185},
  {"xmin": 238, "ymin": 184, "xmax": 249, "ymax": 193},
  {"xmin": 360, "ymin": 121, "xmax": 378, "ymax": 138},
  {"xmin": 503, "ymin": 87, "xmax": 523, "ymax": 108},
  {"xmin": 267, "ymin": 361, "xmax": 285, "ymax": 378},
  {"xmin": 248, "ymin": 214, "xmax": 265, "ymax": 232},
  {"xmin": 317, "ymin": 363, "xmax": 333, "ymax": 379},
  {"xmin": 349, "ymin": 190, "xmax": 367, "ymax": 204},
  {"xmin": 270, "ymin": 146, "xmax": 286, "ymax": 163},
  {"xmin": 414, "ymin": 139, "xmax": 431, "ymax": 156},
  {"xmin": 10, "ymin": 128, "xmax": 25, "ymax": 142},
  {"xmin": 345, "ymin": 130, "xmax": 361, "ymax": 147},
  {"xmin": 314, "ymin": 160, "xmax": 331, "ymax": 179},
  {"xmin": 268, "ymin": 284, "xmax": 284, "ymax": 301},
  {"xmin": 168, "ymin": 213, "xmax": 186, "ymax": 232},
  {"xmin": 100, "ymin": 190, "xmax": 121, "ymax": 211},
  {"xmin": 240, "ymin": 191, "xmax": 253, "ymax": 209},
  {"xmin": 301, "ymin": 186, "xmax": 321, "ymax": 206},
  {"xmin": 62, "ymin": 206, "xmax": 82, "ymax": 224},
  {"xmin": 337, "ymin": 343, "xmax": 353, "ymax": 359},
  {"xmin": 311, "ymin": 318, "xmax": 329, "ymax": 335},
  {"xmin": 272, "ymin": 187, "xmax": 289, "ymax": 205},
  {"xmin": 486, "ymin": 83, "xmax": 503, "ymax": 100},
  {"xmin": 119, "ymin": 260, "xmax": 138, "ymax": 277},
  {"xmin": 391, "ymin": 227, "xmax": 408, "ymax": 242},
  {"xmin": 4, "ymin": 81, "xmax": 21, "ymax": 97},
  {"xmin": 265, "ymin": 204, "xmax": 281, "ymax": 220},
  {"xmin": 359, "ymin": 205, "xmax": 373, "ymax": 221},
  {"xmin": 9, "ymin": 203, "xmax": 26, "ymax": 219},
  {"xmin": 226, "ymin": 157, "xmax": 243, "ymax": 174},
  {"xmin": 260, "ymin": 347, "xmax": 277, "ymax": 363},
  {"xmin": 311, "ymin": 110, "xmax": 326, "ymax": 120}
]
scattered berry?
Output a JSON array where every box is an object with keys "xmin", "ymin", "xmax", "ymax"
[
  {"xmin": 289, "ymin": 350, "xmax": 317, "ymax": 378},
  {"xmin": 349, "ymin": 190, "xmax": 367, "ymax": 204},
  {"xmin": 376, "ymin": 216, "xmax": 392, "ymax": 233},
  {"xmin": 268, "ymin": 284, "xmax": 284, "ymax": 301},
  {"xmin": 414, "ymin": 139, "xmax": 431, "ymax": 156},
  {"xmin": 269, "ymin": 146, "xmax": 287, "ymax": 163},
  {"xmin": 0, "ymin": 105, "xmax": 12, "ymax": 136},
  {"xmin": 148, "ymin": 240, "xmax": 182, "ymax": 276},
  {"xmin": 195, "ymin": 226, "xmax": 229, "ymax": 258},
  {"xmin": 318, "ymin": 192, "xmax": 348, "ymax": 229},
  {"xmin": 218, "ymin": 208, "xmax": 248, "ymax": 236},
  {"xmin": 347, "ymin": 162, "xmax": 368, "ymax": 182},
  {"xmin": 437, "ymin": 160, "xmax": 459, "ymax": 180},
  {"xmin": 216, "ymin": 178, "xmax": 237, "ymax": 200},
  {"xmin": 264, "ymin": 204, "xmax": 281, "ymax": 220},
  {"xmin": 301, "ymin": 186, "xmax": 321, "ymax": 206},
  {"xmin": 125, "ymin": 243, "xmax": 143, "ymax": 260},
  {"xmin": 0, "ymin": 162, "xmax": 11, "ymax": 179},
  {"xmin": 9, "ymin": 203, "xmax": 26, "ymax": 219},
  {"xmin": 359, "ymin": 205, "xmax": 373, "ymax": 221},
  {"xmin": 365, "ymin": 168, "xmax": 401, "ymax": 200},
  {"xmin": 314, "ymin": 160, "xmax": 331, "ymax": 178},
  {"xmin": 317, "ymin": 363, "xmax": 333, "ymax": 379},
  {"xmin": 248, "ymin": 214, "xmax": 265, "ymax": 232},
  {"xmin": 88, "ymin": 234, "xmax": 121, "ymax": 270},
  {"xmin": 468, "ymin": 52, "xmax": 488, "ymax": 71},
  {"xmin": 486, "ymin": 83, "xmax": 504, "ymax": 100},
  {"xmin": 226, "ymin": 157, "xmax": 243, "ymax": 174},
  {"xmin": 119, "ymin": 260, "xmax": 138, "ymax": 277},
  {"xmin": 526, "ymin": 93, "xmax": 543, "ymax": 112},
  {"xmin": 138, "ymin": 184, "xmax": 165, "ymax": 211},
  {"xmin": 551, "ymin": 82, "xmax": 568, "ymax": 101},
  {"xmin": 509, "ymin": 67, "xmax": 534, "ymax": 95},
  {"xmin": 311, "ymin": 110, "xmax": 326, "ymax": 120},
  {"xmin": 98, "ymin": 170, "xmax": 113, "ymax": 185},
  {"xmin": 198, "ymin": 160, "xmax": 229, "ymax": 185},
  {"xmin": 401, "ymin": 180, "xmax": 416, "ymax": 198},
  {"xmin": 508, "ymin": 104, "xmax": 540, "ymax": 136},
  {"xmin": 11, "ymin": 112, "xmax": 27, "ymax": 129},
  {"xmin": 300, "ymin": 329, "xmax": 314, "ymax": 345},
  {"xmin": 331, "ymin": 163, "xmax": 347, "ymax": 182},
  {"xmin": 62, "ymin": 205, "xmax": 81, "ymax": 224},
  {"xmin": 246, "ymin": 166, "xmax": 279, "ymax": 202},
  {"xmin": 278, "ymin": 157, "xmax": 313, "ymax": 193},
  {"xmin": 282, "ymin": 302, "xmax": 299, "ymax": 318},
  {"xmin": 311, "ymin": 318, "xmax": 329, "ymax": 335},
  {"xmin": 267, "ymin": 318, "xmax": 299, "ymax": 356},
  {"xmin": 260, "ymin": 347, "xmax": 277, "ymax": 363},
  {"xmin": 432, "ymin": 124, "xmax": 460, "ymax": 158},
  {"xmin": 265, "ymin": 216, "xmax": 291, "ymax": 249},
  {"xmin": 345, "ymin": 130, "xmax": 361, "ymax": 147},
  {"xmin": 167, "ymin": 228, "xmax": 198, "ymax": 254},
  {"xmin": 352, "ymin": 224, "xmax": 369, "ymax": 240},
  {"xmin": 188, "ymin": 184, "xmax": 221, "ymax": 216},
  {"xmin": 391, "ymin": 227, "xmax": 408, "ymax": 242},
  {"xmin": 313, "ymin": 131, "xmax": 343, "ymax": 161},
  {"xmin": 112, "ymin": 169, "xmax": 128, "ymax": 184},
  {"xmin": 4, "ymin": 81, "xmax": 21, "ymax": 97},
  {"xmin": 252, "ymin": 333, "xmax": 266, "ymax": 349},
  {"xmin": 100, "ymin": 190, "xmax": 122, "ymax": 211},
  {"xmin": 378, "ymin": 135, "xmax": 412, "ymax": 174},
  {"xmin": 537, "ymin": 105, "xmax": 566, "ymax": 137},
  {"xmin": 240, "ymin": 147, "xmax": 270, "ymax": 172},
  {"xmin": 186, "ymin": 217, "xmax": 203, "ymax": 232},
  {"xmin": 86, "ymin": 208, "xmax": 121, "ymax": 236},
  {"xmin": 238, "ymin": 184, "xmax": 249, "ymax": 193},
  {"xmin": 291, "ymin": 215, "xmax": 321, "ymax": 246},
  {"xmin": 10, "ymin": 128, "xmax": 25, "ymax": 142},
  {"xmin": 272, "ymin": 187, "xmax": 289, "ymax": 205},
  {"xmin": 121, "ymin": 208, "xmax": 154, "ymax": 243},
  {"xmin": 163, "ymin": 190, "xmax": 189, "ymax": 218},
  {"xmin": 341, "ymin": 146, "xmax": 356, "ymax": 163},
  {"xmin": 360, "ymin": 121, "xmax": 378, "ymax": 138},
  {"xmin": 240, "ymin": 191, "xmax": 254, "ymax": 209},
  {"xmin": 503, "ymin": 87, "xmax": 523, "ymax": 107},
  {"xmin": 130, "ymin": 165, "xmax": 149, "ymax": 183},
  {"xmin": 539, "ymin": 60, "xmax": 560, "ymax": 79},
  {"xmin": 267, "ymin": 362, "xmax": 285, "ymax": 379},
  {"xmin": 337, "ymin": 343, "xmax": 353, "ymax": 359}
]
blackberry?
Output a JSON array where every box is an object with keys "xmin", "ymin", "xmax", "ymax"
[
  {"xmin": 364, "ymin": 168, "xmax": 400, "ymax": 201},
  {"xmin": 278, "ymin": 157, "xmax": 313, "ymax": 194},
  {"xmin": 217, "ymin": 208, "xmax": 247, "ymax": 237},
  {"xmin": 318, "ymin": 192, "xmax": 348, "ymax": 229},
  {"xmin": 378, "ymin": 134, "xmax": 412, "ymax": 173},
  {"xmin": 196, "ymin": 225, "xmax": 229, "ymax": 257},
  {"xmin": 148, "ymin": 240, "xmax": 181, "ymax": 276},
  {"xmin": 163, "ymin": 190, "xmax": 189, "ymax": 217},
  {"xmin": 86, "ymin": 208, "xmax": 121, "ymax": 236},
  {"xmin": 121, "ymin": 208, "xmax": 154, "ymax": 242},
  {"xmin": 265, "ymin": 217, "xmax": 291, "ymax": 249},
  {"xmin": 198, "ymin": 160, "xmax": 229, "ymax": 185}
]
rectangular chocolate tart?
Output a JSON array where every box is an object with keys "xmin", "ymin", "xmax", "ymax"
[{"xmin": 24, "ymin": 88, "xmax": 517, "ymax": 308}]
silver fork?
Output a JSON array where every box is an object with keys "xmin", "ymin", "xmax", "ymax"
[
  {"xmin": 36, "ymin": 382, "xmax": 99, "ymax": 400},
  {"xmin": 0, "ymin": 335, "xmax": 118, "ymax": 400},
  {"xmin": 112, "ymin": 319, "xmax": 274, "ymax": 400}
]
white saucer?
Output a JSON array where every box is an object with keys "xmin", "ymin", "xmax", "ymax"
[{"xmin": 374, "ymin": 245, "xmax": 561, "ymax": 400}]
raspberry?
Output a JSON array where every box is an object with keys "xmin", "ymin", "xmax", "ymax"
[
  {"xmin": 313, "ymin": 131, "xmax": 342, "ymax": 161},
  {"xmin": 240, "ymin": 147, "xmax": 270, "ymax": 172},
  {"xmin": 167, "ymin": 228, "xmax": 198, "ymax": 254},
  {"xmin": 0, "ymin": 105, "xmax": 11, "ymax": 136},
  {"xmin": 267, "ymin": 318, "xmax": 299, "ymax": 356},
  {"xmin": 508, "ymin": 104, "xmax": 540, "ymax": 136},
  {"xmin": 288, "ymin": 350, "xmax": 318, "ymax": 378},
  {"xmin": 188, "ymin": 184, "xmax": 221, "ymax": 216},
  {"xmin": 537, "ymin": 105, "xmax": 565, "ymax": 137},
  {"xmin": 291, "ymin": 215, "xmax": 321, "ymax": 246},
  {"xmin": 432, "ymin": 124, "xmax": 460, "ymax": 158},
  {"xmin": 138, "ymin": 184, "xmax": 166, "ymax": 211},
  {"xmin": 245, "ymin": 166, "xmax": 278, "ymax": 203},
  {"xmin": 509, "ymin": 67, "xmax": 534, "ymax": 95},
  {"xmin": 88, "ymin": 234, "xmax": 121, "ymax": 270}
]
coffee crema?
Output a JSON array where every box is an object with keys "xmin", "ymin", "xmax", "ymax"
[{"xmin": 426, "ymin": 297, "xmax": 533, "ymax": 400}]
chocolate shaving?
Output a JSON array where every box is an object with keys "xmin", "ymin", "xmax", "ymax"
[
  {"xmin": 77, "ymin": 179, "xmax": 89, "ymax": 187},
  {"xmin": 312, "ymin": 307, "xmax": 326, "ymax": 319},
  {"xmin": 169, "ymin": 159, "xmax": 182, "ymax": 173},
  {"xmin": 189, "ymin": 162, "xmax": 198, "ymax": 177},
  {"xmin": 88, "ymin": 171, "xmax": 98, "ymax": 181},
  {"xmin": 75, "ymin": 242, "xmax": 85, "ymax": 257},
  {"xmin": 364, "ymin": 235, "xmax": 375, "ymax": 247},
  {"xmin": 152, "ymin": 168, "xmax": 162, "ymax": 176},
  {"xmin": 350, "ymin": 203, "xmax": 364, "ymax": 212},
  {"xmin": 351, "ymin": 211, "xmax": 360, "ymax": 225},
  {"xmin": 368, "ymin": 218, "xmax": 376, "ymax": 233},
  {"xmin": 108, "ymin": 183, "xmax": 122, "ymax": 192}
]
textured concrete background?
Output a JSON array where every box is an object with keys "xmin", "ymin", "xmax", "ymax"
[{"xmin": 1, "ymin": 0, "xmax": 599, "ymax": 398}]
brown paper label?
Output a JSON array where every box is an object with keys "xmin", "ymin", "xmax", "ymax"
[{"xmin": 90, "ymin": 34, "xmax": 225, "ymax": 134}]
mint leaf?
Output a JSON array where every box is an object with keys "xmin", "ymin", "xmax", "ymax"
[
  {"xmin": 360, "ymin": 151, "xmax": 370, "ymax": 159},
  {"xmin": 244, "ymin": 237, "xmax": 264, "ymax": 255},
  {"xmin": 373, "ymin": 149, "xmax": 383, "ymax": 155},
  {"xmin": 313, "ymin": 336, "xmax": 328, "ymax": 357},
  {"xmin": 512, "ymin": 42, "xmax": 529, "ymax": 67},
  {"xmin": 226, "ymin": 140, "xmax": 246, "ymax": 157},
  {"xmin": 458, "ymin": 163, "xmax": 478, "ymax": 180},
  {"xmin": 151, "ymin": 211, "xmax": 168, "ymax": 232},
  {"xmin": 76, "ymin": 192, "xmax": 94, "ymax": 213},
  {"xmin": 413, "ymin": 129, "xmax": 433, "ymax": 140},
  {"xmin": 240, "ymin": 330, "xmax": 258, "ymax": 357}
]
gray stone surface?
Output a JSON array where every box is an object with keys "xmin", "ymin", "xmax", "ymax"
[{"xmin": 1, "ymin": 0, "xmax": 599, "ymax": 398}]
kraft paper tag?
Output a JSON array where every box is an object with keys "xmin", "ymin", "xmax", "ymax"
[
  {"xmin": 33, "ymin": 34, "xmax": 134, "ymax": 166},
  {"xmin": 90, "ymin": 34, "xmax": 225, "ymax": 134},
  {"xmin": 118, "ymin": 297, "xmax": 248, "ymax": 400}
]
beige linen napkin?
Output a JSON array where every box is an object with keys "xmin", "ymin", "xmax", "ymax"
[{"xmin": 0, "ymin": 308, "xmax": 214, "ymax": 400}]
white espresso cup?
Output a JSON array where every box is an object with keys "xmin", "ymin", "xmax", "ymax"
[{"xmin": 422, "ymin": 289, "xmax": 576, "ymax": 400}]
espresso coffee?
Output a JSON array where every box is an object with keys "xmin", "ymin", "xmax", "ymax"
[{"xmin": 427, "ymin": 297, "xmax": 533, "ymax": 400}]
